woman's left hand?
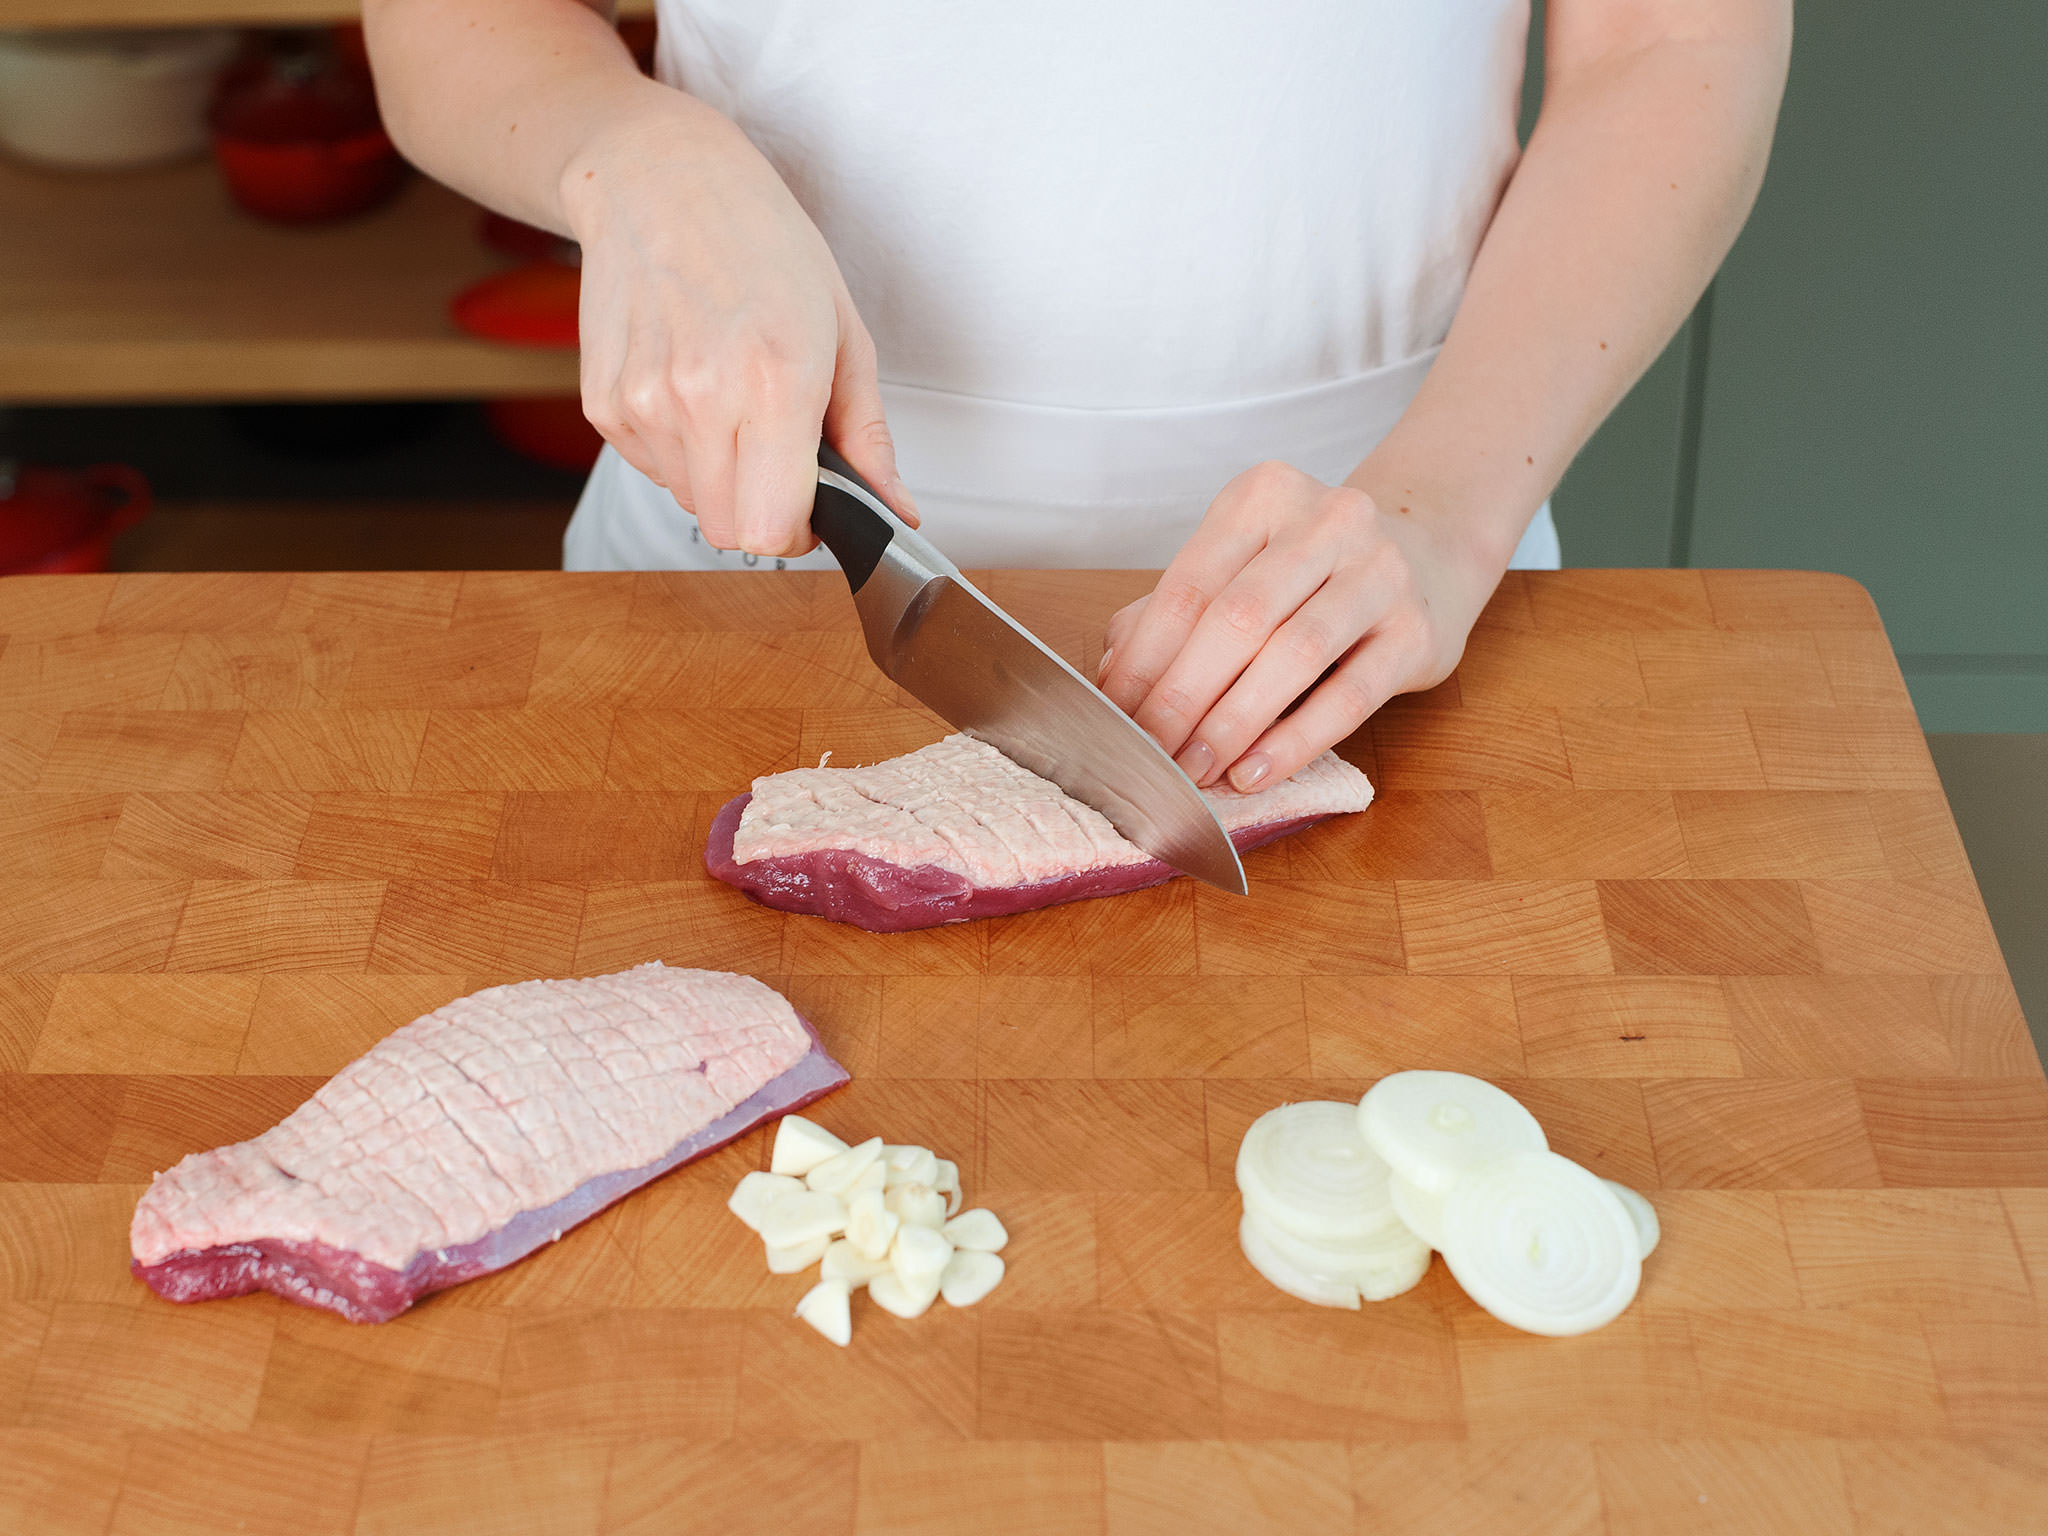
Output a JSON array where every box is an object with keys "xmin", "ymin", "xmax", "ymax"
[{"xmin": 1096, "ymin": 459, "xmax": 1503, "ymax": 794}]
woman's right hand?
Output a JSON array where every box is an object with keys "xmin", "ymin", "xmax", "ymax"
[{"xmin": 560, "ymin": 96, "xmax": 914, "ymax": 557}]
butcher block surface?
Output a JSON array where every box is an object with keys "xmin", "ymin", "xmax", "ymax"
[{"xmin": 0, "ymin": 566, "xmax": 2041, "ymax": 1535}]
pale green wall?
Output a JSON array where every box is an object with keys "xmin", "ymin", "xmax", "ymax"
[{"xmin": 1528, "ymin": 1, "xmax": 2046, "ymax": 729}]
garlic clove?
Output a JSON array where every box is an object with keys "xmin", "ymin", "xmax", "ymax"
[
  {"xmin": 934, "ymin": 1159, "xmax": 962, "ymax": 1216},
  {"xmin": 728, "ymin": 1170, "xmax": 805, "ymax": 1234},
  {"xmin": 794, "ymin": 1277, "xmax": 852, "ymax": 1345},
  {"xmin": 940, "ymin": 1248, "xmax": 1005, "ymax": 1308},
  {"xmin": 886, "ymin": 1182, "xmax": 948, "ymax": 1231},
  {"xmin": 821, "ymin": 1237, "xmax": 892, "ymax": 1290},
  {"xmin": 846, "ymin": 1186, "xmax": 902, "ymax": 1262},
  {"xmin": 870, "ymin": 1270, "xmax": 941, "ymax": 1320},
  {"xmin": 884, "ymin": 1144, "xmax": 940, "ymax": 1188},
  {"xmin": 765, "ymin": 1233, "xmax": 831, "ymax": 1274},
  {"xmin": 754, "ymin": 1187, "xmax": 849, "ymax": 1249},
  {"xmin": 941, "ymin": 1208, "xmax": 1008, "ymax": 1253},
  {"xmin": 805, "ymin": 1136, "xmax": 885, "ymax": 1196},
  {"xmin": 890, "ymin": 1222, "xmax": 953, "ymax": 1285},
  {"xmin": 770, "ymin": 1115, "xmax": 850, "ymax": 1178}
]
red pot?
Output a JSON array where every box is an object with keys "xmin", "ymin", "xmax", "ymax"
[
  {"xmin": 0, "ymin": 463, "xmax": 152, "ymax": 574},
  {"xmin": 212, "ymin": 127, "xmax": 403, "ymax": 223},
  {"xmin": 485, "ymin": 398, "xmax": 604, "ymax": 473},
  {"xmin": 209, "ymin": 29, "xmax": 404, "ymax": 224},
  {"xmin": 450, "ymin": 261, "xmax": 581, "ymax": 349}
]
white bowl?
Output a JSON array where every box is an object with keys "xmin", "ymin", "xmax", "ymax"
[{"xmin": 0, "ymin": 27, "xmax": 238, "ymax": 171}]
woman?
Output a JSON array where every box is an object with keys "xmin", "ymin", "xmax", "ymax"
[{"xmin": 365, "ymin": 0, "xmax": 1789, "ymax": 794}]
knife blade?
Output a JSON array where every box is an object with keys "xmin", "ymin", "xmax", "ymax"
[{"xmin": 809, "ymin": 443, "xmax": 1248, "ymax": 895}]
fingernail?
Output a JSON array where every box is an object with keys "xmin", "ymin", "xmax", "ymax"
[
  {"xmin": 1176, "ymin": 740, "xmax": 1215, "ymax": 784},
  {"xmin": 1228, "ymin": 753, "xmax": 1271, "ymax": 793},
  {"xmin": 1096, "ymin": 646, "xmax": 1116, "ymax": 681}
]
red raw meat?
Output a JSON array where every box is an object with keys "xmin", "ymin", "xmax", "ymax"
[
  {"xmin": 706, "ymin": 734, "xmax": 1374, "ymax": 931},
  {"xmin": 130, "ymin": 965, "xmax": 846, "ymax": 1323}
]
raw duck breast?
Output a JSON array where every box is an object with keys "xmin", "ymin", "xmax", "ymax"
[
  {"xmin": 130, "ymin": 963, "xmax": 846, "ymax": 1323},
  {"xmin": 707, "ymin": 733, "xmax": 1374, "ymax": 931}
]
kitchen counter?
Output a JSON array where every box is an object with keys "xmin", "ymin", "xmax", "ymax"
[{"xmin": 1, "ymin": 567, "xmax": 2041, "ymax": 1533}]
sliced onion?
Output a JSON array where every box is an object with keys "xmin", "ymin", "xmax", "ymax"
[
  {"xmin": 1438, "ymin": 1150, "xmax": 1641, "ymax": 1337},
  {"xmin": 1235, "ymin": 1101, "xmax": 1405, "ymax": 1245},
  {"xmin": 1237, "ymin": 1212, "xmax": 1361, "ymax": 1310},
  {"xmin": 1388, "ymin": 1175, "xmax": 1446, "ymax": 1250},
  {"xmin": 1243, "ymin": 1210, "xmax": 1431, "ymax": 1304},
  {"xmin": 1602, "ymin": 1178, "xmax": 1661, "ymax": 1259},
  {"xmin": 1357, "ymin": 1072, "xmax": 1547, "ymax": 1196}
]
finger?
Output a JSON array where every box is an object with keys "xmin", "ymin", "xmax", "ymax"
[
  {"xmin": 734, "ymin": 381, "xmax": 831, "ymax": 558},
  {"xmin": 603, "ymin": 419, "xmax": 683, "ymax": 499},
  {"xmin": 1225, "ymin": 628, "xmax": 1415, "ymax": 794},
  {"xmin": 680, "ymin": 416, "xmax": 741, "ymax": 550},
  {"xmin": 1130, "ymin": 540, "xmax": 1337, "ymax": 772},
  {"xmin": 641, "ymin": 433, "xmax": 701, "ymax": 527},
  {"xmin": 823, "ymin": 315, "xmax": 918, "ymax": 525},
  {"xmin": 1096, "ymin": 498, "xmax": 1273, "ymax": 718},
  {"xmin": 1184, "ymin": 570, "xmax": 1395, "ymax": 786},
  {"xmin": 1097, "ymin": 595, "xmax": 1150, "ymax": 682}
]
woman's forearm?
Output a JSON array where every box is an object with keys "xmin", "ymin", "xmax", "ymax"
[
  {"xmin": 1353, "ymin": 0, "xmax": 1792, "ymax": 572},
  {"xmin": 362, "ymin": 0, "xmax": 741, "ymax": 237}
]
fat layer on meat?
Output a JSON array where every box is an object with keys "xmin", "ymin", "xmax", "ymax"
[
  {"xmin": 130, "ymin": 963, "xmax": 811, "ymax": 1272},
  {"xmin": 731, "ymin": 733, "xmax": 1375, "ymax": 887}
]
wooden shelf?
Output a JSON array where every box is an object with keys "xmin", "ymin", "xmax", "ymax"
[
  {"xmin": 0, "ymin": 156, "xmax": 579, "ymax": 404},
  {"xmin": 0, "ymin": 0, "xmax": 650, "ymax": 24}
]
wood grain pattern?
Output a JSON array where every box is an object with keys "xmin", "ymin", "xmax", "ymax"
[{"xmin": 0, "ymin": 569, "xmax": 2038, "ymax": 1534}]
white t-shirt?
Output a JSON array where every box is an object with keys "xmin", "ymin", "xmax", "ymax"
[{"xmin": 566, "ymin": 0, "xmax": 1559, "ymax": 571}]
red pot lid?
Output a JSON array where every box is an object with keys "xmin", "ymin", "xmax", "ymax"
[{"xmin": 450, "ymin": 261, "xmax": 580, "ymax": 349}]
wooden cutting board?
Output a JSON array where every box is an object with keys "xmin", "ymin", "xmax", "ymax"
[{"xmin": 1, "ymin": 567, "xmax": 2042, "ymax": 1535}]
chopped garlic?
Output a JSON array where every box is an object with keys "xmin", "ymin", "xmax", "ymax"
[
  {"xmin": 940, "ymin": 1249, "xmax": 1004, "ymax": 1308},
  {"xmin": 942, "ymin": 1208, "xmax": 1008, "ymax": 1253},
  {"xmin": 870, "ymin": 1270, "xmax": 941, "ymax": 1320},
  {"xmin": 727, "ymin": 1170, "xmax": 804, "ymax": 1233},
  {"xmin": 805, "ymin": 1136, "xmax": 885, "ymax": 1195},
  {"xmin": 753, "ymin": 1187, "xmax": 848, "ymax": 1249},
  {"xmin": 770, "ymin": 1115, "xmax": 850, "ymax": 1178},
  {"xmin": 934, "ymin": 1159, "xmax": 962, "ymax": 1216},
  {"xmin": 890, "ymin": 1223, "xmax": 952, "ymax": 1285},
  {"xmin": 846, "ymin": 1159, "xmax": 888, "ymax": 1198},
  {"xmin": 884, "ymin": 1145, "xmax": 940, "ymax": 1188},
  {"xmin": 733, "ymin": 1126, "xmax": 1006, "ymax": 1344},
  {"xmin": 886, "ymin": 1182, "xmax": 948, "ymax": 1231},
  {"xmin": 846, "ymin": 1187, "xmax": 901, "ymax": 1262},
  {"xmin": 795, "ymin": 1278, "xmax": 852, "ymax": 1346},
  {"xmin": 821, "ymin": 1237, "xmax": 892, "ymax": 1290},
  {"xmin": 765, "ymin": 1233, "xmax": 831, "ymax": 1274}
]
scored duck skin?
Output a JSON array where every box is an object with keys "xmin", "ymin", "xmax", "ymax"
[
  {"xmin": 130, "ymin": 964, "xmax": 847, "ymax": 1323},
  {"xmin": 706, "ymin": 734, "xmax": 1374, "ymax": 930}
]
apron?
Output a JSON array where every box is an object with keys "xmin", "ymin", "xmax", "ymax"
[{"xmin": 564, "ymin": 0, "xmax": 1559, "ymax": 574}]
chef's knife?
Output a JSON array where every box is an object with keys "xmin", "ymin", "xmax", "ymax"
[{"xmin": 810, "ymin": 443, "xmax": 1248, "ymax": 895}]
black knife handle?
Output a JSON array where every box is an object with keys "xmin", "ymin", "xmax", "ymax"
[{"xmin": 812, "ymin": 441, "xmax": 893, "ymax": 594}]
